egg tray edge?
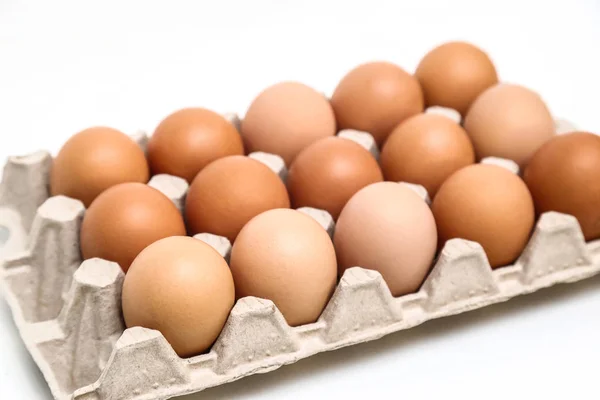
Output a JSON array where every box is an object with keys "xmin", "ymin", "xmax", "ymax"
[{"xmin": 0, "ymin": 117, "xmax": 597, "ymax": 400}]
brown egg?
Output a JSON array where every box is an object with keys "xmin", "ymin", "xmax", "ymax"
[
  {"xmin": 122, "ymin": 236, "xmax": 234, "ymax": 357},
  {"xmin": 147, "ymin": 108, "xmax": 244, "ymax": 183},
  {"xmin": 415, "ymin": 41, "xmax": 499, "ymax": 116},
  {"xmin": 524, "ymin": 132, "xmax": 600, "ymax": 241},
  {"xmin": 287, "ymin": 136, "xmax": 383, "ymax": 219},
  {"xmin": 80, "ymin": 182, "xmax": 186, "ymax": 272},
  {"xmin": 50, "ymin": 127, "xmax": 149, "ymax": 207},
  {"xmin": 463, "ymin": 83, "xmax": 555, "ymax": 167},
  {"xmin": 334, "ymin": 182, "xmax": 437, "ymax": 297},
  {"xmin": 230, "ymin": 208, "xmax": 337, "ymax": 326},
  {"xmin": 432, "ymin": 164, "xmax": 535, "ymax": 268},
  {"xmin": 330, "ymin": 61, "xmax": 424, "ymax": 146},
  {"xmin": 380, "ymin": 113, "xmax": 475, "ymax": 197},
  {"xmin": 240, "ymin": 81, "xmax": 336, "ymax": 165},
  {"xmin": 185, "ymin": 155, "xmax": 290, "ymax": 241}
]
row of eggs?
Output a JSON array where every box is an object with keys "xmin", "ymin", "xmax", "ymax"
[{"xmin": 45, "ymin": 41, "xmax": 600, "ymax": 358}]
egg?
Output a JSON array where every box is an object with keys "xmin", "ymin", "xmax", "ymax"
[
  {"xmin": 50, "ymin": 126, "xmax": 149, "ymax": 207},
  {"xmin": 415, "ymin": 41, "xmax": 499, "ymax": 116},
  {"xmin": 287, "ymin": 136, "xmax": 383, "ymax": 219},
  {"xmin": 229, "ymin": 208, "xmax": 337, "ymax": 326},
  {"xmin": 334, "ymin": 182, "xmax": 437, "ymax": 297},
  {"xmin": 380, "ymin": 113, "xmax": 475, "ymax": 197},
  {"xmin": 80, "ymin": 182, "xmax": 186, "ymax": 272},
  {"xmin": 185, "ymin": 155, "xmax": 290, "ymax": 241},
  {"xmin": 432, "ymin": 164, "xmax": 534, "ymax": 268},
  {"xmin": 240, "ymin": 81, "xmax": 336, "ymax": 165},
  {"xmin": 122, "ymin": 236, "xmax": 235, "ymax": 357},
  {"xmin": 524, "ymin": 131, "xmax": 600, "ymax": 241},
  {"xmin": 330, "ymin": 61, "xmax": 424, "ymax": 146},
  {"xmin": 147, "ymin": 107, "xmax": 244, "ymax": 183},
  {"xmin": 463, "ymin": 83, "xmax": 555, "ymax": 167}
]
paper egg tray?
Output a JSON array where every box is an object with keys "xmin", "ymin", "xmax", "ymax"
[{"xmin": 1, "ymin": 113, "xmax": 598, "ymax": 400}]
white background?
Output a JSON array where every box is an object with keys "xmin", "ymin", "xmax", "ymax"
[{"xmin": 1, "ymin": 0, "xmax": 600, "ymax": 399}]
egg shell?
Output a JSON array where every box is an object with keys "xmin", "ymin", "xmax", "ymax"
[
  {"xmin": 463, "ymin": 83, "xmax": 555, "ymax": 167},
  {"xmin": 380, "ymin": 113, "xmax": 475, "ymax": 197},
  {"xmin": 334, "ymin": 181, "xmax": 438, "ymax": 297},
  {"xmin": 287, "ymin": 136, "xmax": 383, "ymax": 220},
  {"xmin": 240, "ymin": 81, "xmax": 336, "ymax": 165},
  {"xmin": 195, "ymin": 206, "xmax": 337, "ymax": 266},
  {"xmin": 122, "ymin": 236, "xmax": 235, "ymax": 358},
  {"xmin": 185, "ymin": 155, "xmax": 290, "ymax": 242},
  {"xmin": 524, "ymin": 131, "xmax": 600, "ymax": 241},
  {"xmin": 80, "ymin": 182, "xmax": 187, "ymax": 272},
  {"xmin": 147, "ymin": 107, "xmax": 244, "ymax": 183},
  {"xmin": 50, "ymin": 126, "xmax": 149, "ymax": 207},
  {"xmin": 331, "ymin": 61, "xmax": 424, "ymax": 146},
  {"xmin": 432, "ymin": 163, "xmax": 535, "ymax": 268},
  {"xmin": 229, "ymin": 208, "xmax": 337, "ymax": 326},
  {"xmin": 416, "ymin": 41, "xmax": 498, "ymax": 116}
]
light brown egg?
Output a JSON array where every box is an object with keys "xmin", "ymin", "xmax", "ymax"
[
  {"xmin": 287, "ymin": 136, "xmax": 383, "ymax": 219},
  {"xmin": 463, "ymin": 83, "xmax": 555, "ymax": 167},
  {"xmin": 524, "ymin": 131, "xmax": 600, "ymax": 241},
  {"xmin": 334, "ymin": 182, "xmax": 437, "ymax": 297},
  {"xmin": 330, "ymin": 61, "xmax": 424, "ymax": 146},
  {"xmin": 122, "ymin": 236, "xmax": 235, "ymax": 357},
  {"xmin": 432, "ymin": 164, "xmax": 535, "ymax": 268},
  {"xmin": 230, "ymin": 208, "xmax": 337, "ymax": 326},
  {"xmin": 415, "ymin": 41, "xmax": 499, "ymax": 116},
  {"xmin": 50, "ymin": 126, "xmax": 149, "ymax": 207},
  {"xmin": 80, "ymin": 182, "xmax": 186, "ymax": 272},
  {"xmin": 147, "ymin": 107, "xmax": 244, "ymax": 183},
  {"xmin": 185, "ymin": 155, "xmax": 290, "ymax": 242},
  {"xmin": 240, "ymin": 81, "xmax": 336, "ymax": 165},
  {"xmin": 380, "ymin": 113, "xmax": 475, "ymax": 197}
]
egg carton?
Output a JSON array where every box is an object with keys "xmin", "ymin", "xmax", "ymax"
[{"xmin": 1, "ymin": 114, "xmax": 597, "ymax": 400}]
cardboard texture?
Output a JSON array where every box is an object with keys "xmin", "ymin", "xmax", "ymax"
[{"xmin": 1, "ymin": 113, "xmax": 598, "ymax": 400}]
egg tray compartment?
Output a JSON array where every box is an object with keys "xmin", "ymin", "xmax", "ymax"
[{"xmin": 0, "ymin": 115, "xmax": 597, "ymax": 400}]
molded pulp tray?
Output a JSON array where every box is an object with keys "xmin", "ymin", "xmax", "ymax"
[{"xmin": 0, "ymin": 112, "xmax": 598, "ymax": 400}]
